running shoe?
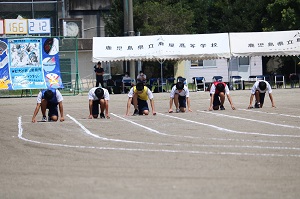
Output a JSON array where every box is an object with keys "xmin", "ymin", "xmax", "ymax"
[
  {"xmin": 133, "ymin": 109, "xmax": 139, "ymax": 116},
  {"xmin": 42, "ymin": 116, "xmax": 47, "ymax": 122},
  {"xmin": 176, "ymin": 108, "xmax": 180, "ymax": 113},
  {"xmin": 255, "ymin": 102, "xmax": 260, "ymax": 108},
  {"xmin": 220, "ymin": 105, "xmax": 225, "ymax": 110},
  {"xmin": 100, "ymin": 113, "xmax": 105, "ymax": 118}
]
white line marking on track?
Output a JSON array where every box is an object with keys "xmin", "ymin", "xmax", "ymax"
[
  {"xmin": 111, "ymin": 113, "xmax": 295, "ymax": 144},
  {"xmin": 158, "ymin": 112, "xmax": 300, "ymax": 138},
  {"xmin": 17, "ymin": 116, "xmax": 300, "ymax": 158},
  {"xmin": 239, "ymin": 108, "xmax": 300, "ymax": 118},
  {"xmin": 198, "ymin": 110, "xmax": 300, "ymax": 129}
]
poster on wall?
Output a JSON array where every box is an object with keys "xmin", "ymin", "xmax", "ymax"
[{"xmin": 0, "ymin": 37, "xmax": 63, "ymax": 90}]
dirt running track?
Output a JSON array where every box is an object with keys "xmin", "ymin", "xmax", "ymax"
[{"xmin": 1, "ymin": 88, "xmax": 300, "ymax": 199}]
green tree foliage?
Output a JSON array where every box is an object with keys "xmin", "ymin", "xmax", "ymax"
[
  {"xmin": 103, "ymin": 0, "xmax": 124, "ymax": 36},
  {"xmin": 133, "ymin": 1, "xmax": 194, "ymax": 35},
  {"xmin": 262, "ymin": 0, "xmax": 300, "ymax": 31}
]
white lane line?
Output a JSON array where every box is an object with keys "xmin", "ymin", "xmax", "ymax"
[
  {"xmin": 198, "ymin": 110, "xmax": 300, "ymax": 129},
  {"xmin": 17, "ymin": 116, "xmax": 300, "ymax": 158},
  {"xmin": 112, "ymin": 113, "xmax": 294, "ymax": 144},
  {"xmin": 239, "ymin": 108, "xmax": 300, "ymax": 118},
  {"xmin": 158, "ymin": 112, "xmax": 300, "ymax": 138},
  {"xmin": 70, "ymin": 114, "xmax": 291, "ymax": 149}
]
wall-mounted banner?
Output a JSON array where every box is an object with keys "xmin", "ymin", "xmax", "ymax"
[{"xmin": 0, "ymin": 37, "xmax": 63, "ymax": 90}]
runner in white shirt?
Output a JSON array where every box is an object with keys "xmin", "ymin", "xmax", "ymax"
[
  {"xmin": 248, "ymin": 80, "xmax": 275, "ymax": 109},
  {"xmin": 88, "ymin": 87, "xmax": 110, "ymax": 119},
  {"xmin": 169, "ymin": 81, "xmax": 192, "ymax": 113}
]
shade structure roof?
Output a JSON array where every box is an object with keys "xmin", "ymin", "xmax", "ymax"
[
  {"xmin": 92, "ymin": 30, "xmax": 300, "ymax": 62},
  {"xmin": 92, "ymin": 33, "xmax": 231, "ymax": 62},
  {"xmin": 229, "ymin": 30, "xmax": 300, "ymax": 57}
]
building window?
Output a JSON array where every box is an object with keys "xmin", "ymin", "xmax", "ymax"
[
  {"xmin": 191, "ymin": 60, "xmax": 216, "ymax": 68},
  {"xmin": 239, "ymin": 57, "xmax": 249, "ymax": 65},
  {"xmin": 191, "ymin": 60, "xmax": 203, "ymax": 66}
]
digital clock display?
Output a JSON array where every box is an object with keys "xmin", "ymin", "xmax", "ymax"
[
  {"xmin": 28, "ymin": 19, "xmax": 51, "ymax": 34},
  {"xmin": 4, "ymin": 19, "xmax": 28, "ymax": 34}
]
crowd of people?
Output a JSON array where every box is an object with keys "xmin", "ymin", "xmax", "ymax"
[{"xmin": 31, "ymin": 75, "xmax": 275, "ymax": 122}]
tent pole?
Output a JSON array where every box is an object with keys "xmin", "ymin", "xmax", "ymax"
[{"xmin": 159, "ymin": 59, "xmax": 165, "ymax": 92}]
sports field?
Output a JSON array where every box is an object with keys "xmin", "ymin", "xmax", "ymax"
[{"xmin": 1, "ymin": 88, "xmax": 300, "ymax": 199}]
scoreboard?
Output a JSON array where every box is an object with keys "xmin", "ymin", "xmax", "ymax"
[{"xmin": 1, "ymin": 18, "xmax": 51, "ymax": 35}]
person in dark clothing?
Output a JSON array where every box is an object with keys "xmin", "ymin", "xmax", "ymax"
[{"xmin": 94, "ymin": 61, "xmax": 104, "ymax": 87}]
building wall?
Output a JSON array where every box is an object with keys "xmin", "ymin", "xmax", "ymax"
[{"xmin": 187, "ymin": 59, "xmax": 229, "ymax": 83}]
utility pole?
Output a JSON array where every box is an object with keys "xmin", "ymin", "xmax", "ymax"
[{"xmin": 123, "ymin": 0, "xmax": 135, "ymax": 79}]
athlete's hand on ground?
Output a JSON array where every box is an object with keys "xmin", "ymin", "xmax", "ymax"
[
  {"xmin": 153, "ymin": 112, "xmax": 156, "ymax": 115},
  {"xmin": 88, "ymin": 115, "xmax": 93, "ymax": 119},
  {"xmin": 106, "ymin": 115, "xmax": 110, "ymax": 119},
  {"xmin": 248, "ymin": 105, "xmax": 253, "ymax": 109},
  {"xmin": 208, "ymin": 106, "xmax": 213, "ymax": 111},
  {"xmin": 231, "ymin": 105, "xmax": 236, "ymax": 110},
  {"xmin": 188, "ymin": 108, "xmax": 192, "ymax": 112},
  {"xmin": 168, "ymin": 109, "xmax": 173, "ymax": 113},
  {"xmin": 32, "ymin": 118, "xmax": 36, "ymax": 123},
  {"xmin": 60, "ymin": 117, "xmax": 65, "ymax": 122}
]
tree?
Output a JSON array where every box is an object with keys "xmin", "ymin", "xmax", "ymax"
[
  {"xmin": 262, "ymin": 0, "xmax": 300, "ymax": 31},
  {"xmin": 133, "ymin": 1, "xmax": 194, "ymax": 35}
]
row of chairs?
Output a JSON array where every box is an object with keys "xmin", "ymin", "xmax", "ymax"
[
  {"xmin": 192, "ymin": 76, "xmax": 224, "ymax": 92},
  {"xmin": 245, "ymin": 75, "xmax": 286, "ymax": 89}
]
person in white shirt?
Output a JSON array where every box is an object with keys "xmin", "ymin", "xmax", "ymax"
[
  {"xmin": 88, "ymin": 87, "xmax": 110, "ymax": 119},
  {"xmin": 248, "ymin": 80, "xmax": 275, "ymax": 109},
  {"xmin": 32, "ymin": 88, "xmax": 64, "ymax": 122},
  {"xmin": 169, "ymin": 81, "xmax": 192, "ymax": 113}
]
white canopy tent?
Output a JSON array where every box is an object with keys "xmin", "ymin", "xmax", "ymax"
[
  {"xmin": 92, "ymin": 33, "xmax": 231, "ymax": 62},
  {"xmin": 229, "ymin": 30, "xmax": 300, "ymax": 83},
  {"xmin": 93, "ymin": 33, "xmax": 231, "ymax": 88},
  {"xmin": 92, "ymin": 30, "xmax": 300, "ymax": 87},
  {"xmin": 229, "ymin": 30, "xmax": 300, "ymax": 57}
]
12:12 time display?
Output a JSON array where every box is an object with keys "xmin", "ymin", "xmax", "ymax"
[{"xmin": 28, "ymin": 19, "xmax": 51, "ymax": 34}]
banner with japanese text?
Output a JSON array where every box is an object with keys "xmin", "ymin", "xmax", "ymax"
[{"xmin": 0, "ymin": 37, "xmax": 63, "ymax": 90}]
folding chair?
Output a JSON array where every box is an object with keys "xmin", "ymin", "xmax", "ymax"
[
  {"xmin": 157, "ymin": 78, "xmax": 167, "ymax": 92},
  {"xmin": 166, "ymin": 77, "xmax": 175, "ymax": 92},
  {"xmin": 274, "ymin": 75, "xmax": 285, "ymax": 88},
  {"xmin": 193, "ymin": 77, "xmax": 205, "ymax": 91},
  {"xmin": 256, "ymin": 75, "xmax": 265, "ymax": 81},
  {"xmin": 177, "ymin": 76, "xmax": 187, "ymax": 85},
  {"xmin": 122, "ymin": 79, "xmax": 134, "ymax": 93},
  {"xmin": 230, "ymin": 76, "xmax": 243, "ymax": 90},
  {"xmin": 148, "ymin": 78, "xmax": 158, "ymax": 92},
  {"xmin": 105, "ymin": 79, "xmax": 115, "ymax": 94},
  {"xmin": 290, "ymin": 73, "xmax": 299, "ymax": 88},
  {"xmin": 212, "ymin": 76, "xmax": 223, "ymax": 82}
]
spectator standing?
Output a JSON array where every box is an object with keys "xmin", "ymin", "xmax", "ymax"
[{"xmin": 94, "ymin": 61, "xmax": 104, "ymax": 87}]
